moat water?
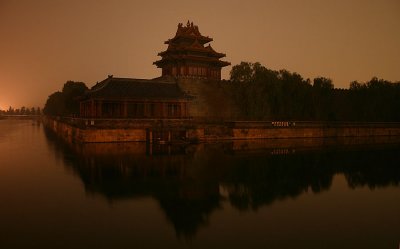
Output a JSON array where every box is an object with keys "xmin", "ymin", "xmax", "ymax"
[{"xmin": 1, "ymin": 119, "xmax": 400, "ymax": 249}]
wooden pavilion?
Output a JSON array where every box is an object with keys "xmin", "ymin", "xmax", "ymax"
[
  {"xmin": 80, "ymin": 76, "xmax": 189, "ymax": 119},
  {"xmin": 153, "ymin": 21, "xmax": 230, "ymax": 80}
]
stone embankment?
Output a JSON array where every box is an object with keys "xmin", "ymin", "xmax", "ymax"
[{"xmin": 43, "ymin": 116, "xmax": 400, "ymax": 144}]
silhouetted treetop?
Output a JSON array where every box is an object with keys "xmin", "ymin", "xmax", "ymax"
[{"xmin": 44, "ymin": 81, "xmax": 88, "ymax": 116}]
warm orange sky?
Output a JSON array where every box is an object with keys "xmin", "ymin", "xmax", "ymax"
[{"xmin": 0, "ymin": 0, "xmax": 399, "ymax": 109}]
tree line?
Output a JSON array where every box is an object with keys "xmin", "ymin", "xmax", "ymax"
[
  {"xmin": 43, "ymin": 63, "xmax": 400, "ymax": 122},
  {"xmin": 1, "ymin": 106, "xmax": 42, "ymax": 116},
  {"xmin": 225, "ymin": 62, "xmax": 400, "ymax": 121}
]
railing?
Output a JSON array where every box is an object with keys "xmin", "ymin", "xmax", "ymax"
[
  {"xmin": 230, "ymin": 121, "xmax": 400, "ymax": 128},
  {"xmin": 49, "ymin": 116, "xmax": 197, "ymax": 129}
]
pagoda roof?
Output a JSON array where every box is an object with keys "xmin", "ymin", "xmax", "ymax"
[
  {"xmin": 158, "ymin": 41, "xmax": 226, "ymax": 58},
  {"xmin": 154, "ymin": 21, "xmax": 231, "ymax": 70},
  {"xmin": 153, "ymin": 55, "xmax": 231, "ymax": 67},
  {"xmin": 165, "ymin": 21, "xmax": 213, "ymax": 45},
  {"xmin": 82, "ymin": 76, "xmax": 187, "ymax": 101}
]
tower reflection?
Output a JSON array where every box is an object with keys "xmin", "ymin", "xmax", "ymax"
[{"xmin": 44, "ymin": 129, "xmax": 400, "ymax": 239}]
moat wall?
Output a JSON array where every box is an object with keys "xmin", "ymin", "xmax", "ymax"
[
  {"xmin": 43, "ymin": 116, "xmax": 400, "ymax": 144},
  {"xmin": 42, "ymin": 116, "xmax": 205, "ymax": 143}
]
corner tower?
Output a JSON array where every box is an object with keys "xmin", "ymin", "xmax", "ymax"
[{"xmin": 153, "ymin": 21, "xmax": 230, "ymax": 80}]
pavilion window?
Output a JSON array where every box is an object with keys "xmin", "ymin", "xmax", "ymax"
[
  {"xmin": 167, "ymin": 103, "xmax": 180, "ymax": 117},
  {"xmin": 149, "ymin": 103, "xmax": 155, "ymax": 117},
  {"xmin": 127, "ymin": 103, "xmax": 136, "ymax": 117},
  {"xmin": 126, "ymin": 102, "xmax": 145, "ymax": 117},
  {"xmin": 136, "ymin": 103, "xmax": 145, "ymax": 117}
]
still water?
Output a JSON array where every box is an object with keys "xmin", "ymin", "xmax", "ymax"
[{"xmin": 0, "ymin": 119, "xmax": 399, "ymax": 249}]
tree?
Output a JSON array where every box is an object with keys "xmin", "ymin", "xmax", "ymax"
[
  {"xmin": 230, "ymin": 62, "xmax": 254, "ymax": 83},
  {"xmin": 312, "ymin": 77, "xmax": 334, "ymax": 120},
  {"xmin": 7, "ymin": 106, "xmax": 14, "ymax": 115},
  {"xmin": 43, "ymin": 92, "xmax": 66, "ymax": 116},
  {"xmin": 43, "ymin": 81, "xmax": 88, "ymax": 116},
  {"xmin": 62, "ymin": 81, "xmax": 88, "ymax": 115},
  {"xmin": 313, "ymin": 77, "xmax": 333, "ymax": 90}
]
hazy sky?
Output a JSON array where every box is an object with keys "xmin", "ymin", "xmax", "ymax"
[{"xmin": 0, "ymin": 0, "xmax": 399, "ymax": 109}]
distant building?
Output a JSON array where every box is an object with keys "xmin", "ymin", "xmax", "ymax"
[{"xmin": 154, "ymin": 21, "xmax": 230, "ymax": 80}]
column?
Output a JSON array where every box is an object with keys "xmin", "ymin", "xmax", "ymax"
[
  {"xmin": 98, "ymin": 100, "xmax": 102, "ymax": 117},
  {"xmin": 91, "ymin": 100, "xmax": 95, "ymax": 117},
  {"xmin": 123, "ymin": 101, "xmax": 127, "ymax": 118}
]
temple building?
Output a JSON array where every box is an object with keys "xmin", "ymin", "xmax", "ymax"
[
  {"xmin": 153, "ymin": 21, "xmax": 230, "ymax": 80},
  {"xmin": 79, "ymin": 21, "xmax": 232, "ymax": 119},
  {"xmin": 80, "ymin": 76, "xmax": 189, "ymax": 118}
]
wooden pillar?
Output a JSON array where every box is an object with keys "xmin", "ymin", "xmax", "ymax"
[
  {"xmin": 91, "ymin": 100, "xmax": 95, "ymax": 117},
  {"xmin": 95, "ymin": 101, "xmax": 99, "ymax": 117},
  {"xmin": 123, "ymin": 101, "xmax": 127, "ymax": 118},
  {"xmin": 80, "ymin": 102, "xmax": 83, "ymax": 117},
  {"xmin": 179, "ymin": 102, "xmax": 183, "ymax": 118},
  {"xmin": 161, "ymin": 103, "xmax": 165, "ymax": 118},
  {"xmin": 98, "ymin": 100, "xmax": 102, "ymax": 117},
  {"xmin": 143, "ymin": 102, "xmax": 148, "ymax": 118},
  {"xmin": 94, "ymin": 101, "xmax": 97, "ymax": 117},
  {"xmin": 149, "ymin": 130, "xmax": 153, "ymax": 144}
]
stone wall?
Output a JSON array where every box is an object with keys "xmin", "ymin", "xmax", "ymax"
[
  {"xmin": 44, "ymin": 116, "xmax": 400, "ymax": 144},
  {"xmin": 230, "ymin": 126, "xmax": 400, "ymax": 140},
  {"xmin": 43, "ymin": 116, "xmax": 147, "ymax": 143},
  {"xmin": 43, "ymin": 116, "xmax": 204, "ymax": 143},
  {"xmin": 177, "ymin": 78, "xmax": 239, "ymax": 119}
]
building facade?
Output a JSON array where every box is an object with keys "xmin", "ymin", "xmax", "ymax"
[{"xmin": 80, "ymin": 76, "xmax": 189, "ymax": 119}]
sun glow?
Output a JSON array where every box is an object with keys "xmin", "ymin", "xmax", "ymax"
[{"xmin": 0, "ymin": 103, "xmax": 7, "ymax": 111}]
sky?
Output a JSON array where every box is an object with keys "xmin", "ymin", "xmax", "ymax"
[{"xmin": 0, "ymin": 0, "xmax": 399, "ymax": 109}]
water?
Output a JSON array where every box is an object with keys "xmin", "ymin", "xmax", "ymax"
[{"xmin": 0, "ymin": 119, "xmax": 399, "ymax": 249}]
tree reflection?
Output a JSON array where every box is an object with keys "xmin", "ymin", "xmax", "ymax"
[
  {"xmin": 223, "ymin": 153, "xmax": 335, "ymax": 211},
  {"xmin": 43, "ymin": 128, "xmax": 400, "ymax": 239}
]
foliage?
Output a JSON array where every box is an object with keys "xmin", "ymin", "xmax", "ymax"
[
  {"xmin": 228, "ymin": 62, "xmax": 400, "ymax": 121},
  {"xmin": 43, "ymin": 81, "xmax": 88, "ymax": 116}
]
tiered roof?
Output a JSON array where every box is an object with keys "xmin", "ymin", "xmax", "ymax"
[{"xmin": 153, "ymin": 21, "xmax": 230, "ymax": 68}]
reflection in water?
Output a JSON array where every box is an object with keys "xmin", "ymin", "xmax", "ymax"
[{"xmin": 44, "ymin": 128, "xmax": 400, "ymax": 239}]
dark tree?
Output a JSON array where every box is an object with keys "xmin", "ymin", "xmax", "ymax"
[
  {"xmin": 62, "ymin": 81, "xmax": 88, "ymax": 115},
  {"xmin": 228, "ymin": 62, "xmax": 400, "ymax": 121},
  {"xmin": 43, "ymin": 81, "xmax": 88, "ymax": 116},
  {"xmin": 43, "ymin": 92, "xmax": 66, "ymax": 116}
]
